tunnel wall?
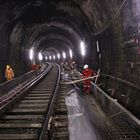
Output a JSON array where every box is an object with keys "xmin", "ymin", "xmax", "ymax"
[
  {"xmin": 0, "ymin": 2, "xmax": 11, "ymax": 82},
  {"xmin": 0, "ymin": 1, "xmax": 35, "ymax": 82},
  {"xmin": 79, "ymin": 0, "xmax": 140, "ymax": 87},
  {"xmin": 92, "ymin": 0, "xmax": 140, "ymax": 118}
]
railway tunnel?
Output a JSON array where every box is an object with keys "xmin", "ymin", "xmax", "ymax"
[{"xmin": 0, "ymin": 0, "xmax": 140, "ymax": 139}]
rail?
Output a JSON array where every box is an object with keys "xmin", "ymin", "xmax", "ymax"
[
  {"xmin": 39, "ymin": 63, "xmax": 61, "ymax": 140},
  {"xmin": 0, "ymin": 63, "xmax": 52, "ymax": 115},
  {"xmin": 0, "ymin": 63, "xmax": 49, "ymax": 97}
]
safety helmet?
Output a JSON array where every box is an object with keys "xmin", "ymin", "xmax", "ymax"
[
  {"xmin": 6, "ymin": 65, "xmax": 10, "ymax": 69},
  {"xmin": 84, "ymin": 64, "xmax": 88, "ymax": 69}
]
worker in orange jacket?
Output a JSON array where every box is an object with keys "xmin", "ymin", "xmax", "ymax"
[
  {"xmin": 5, "ymin": 65, "xmax": 14, "ymax": 81},
  {"xmin": 82, "ymin": 64, "xmax": 94, "ymax": 95}
]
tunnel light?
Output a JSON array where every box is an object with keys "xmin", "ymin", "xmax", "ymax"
[
  {"xmin": 96, "ymin": 41, "xmax": 100, "ymax": 52},
  {"xmin": 63, "ymin": 52, "xmax": 66, "ymax": 59},
  {"xmin": 80, "ymin": 41, "xmax": 86, "ymax": 56},
  {"xmin": 57, "ymin": 53, "xmax": 60, "ymax": 59},
  {"xmin": 38, "ymin": 52, "xmax": 43, "ymax": 61},
  {"xmin": 53, "ymin": 55, "xmax": 56, "ymax": 60},
  {"xmin": 45, "ymin": 56, "xmax": 48, "ymax": 60},
  {"xmin": 69, "ymin": 49, "xmax": 73, "ymax": 59},
  {"xmin": 49, "ymin": 56, "xmax": 52, "ymax": 60},
  {"xmin": 99, "ymin": 53, "xmax": 101, "ymax": 59},
  {"xmin": 29, "ymin": 48, "xmax": 34, "ymax": 60}
]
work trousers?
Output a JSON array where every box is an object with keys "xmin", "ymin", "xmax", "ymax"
[{"xmin": 83, "ymin": 80, "xmax": 91, "ymax": 95}]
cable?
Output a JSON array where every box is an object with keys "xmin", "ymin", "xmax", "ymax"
[{"xmin": 93, "ymin": 0, "xmax": 128, "ymax": 36}]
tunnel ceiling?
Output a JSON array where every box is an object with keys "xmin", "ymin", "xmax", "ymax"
[
  {"xmin": 0, "ymin": 0, "xmax": 112, "ymax": 62},
  {"xmin": 6, "ymin": 0, "xmax": 97, "ymax": 61}
]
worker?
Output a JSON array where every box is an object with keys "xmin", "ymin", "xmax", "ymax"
[
  {"xmin": 70, "ymin": 61, "xmax": 76, "ymax": 74},
  {"xmin": 60, "ymin": 62, "xmax": 64, "ymax": 69},
  {"xmin": 72, "ymin": 61, "xmax": 76, "ymax": 69},
  {"xmin": 5, "ymin": 65, "xmax": 14, "ymax": 81},
  {"xmin": 31, "ymin": 64, "xmax": 38, "ymax": 70},
  {"xmin": 82, "ymin": 64, "xmax": 94, "ymax": 95}
]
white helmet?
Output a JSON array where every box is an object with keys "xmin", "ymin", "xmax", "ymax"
[{"xmin": 84, "ymin": 64, "xmax": 88, "ymax": 69}]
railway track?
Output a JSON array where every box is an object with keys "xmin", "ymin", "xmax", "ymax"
[
  {"xmin": 0, "ymin": 64, "xmax": 61, "ymax": 140},
  {"xmin": 48, "ymin": 84, "xmax": 70, "ymax": 140}
]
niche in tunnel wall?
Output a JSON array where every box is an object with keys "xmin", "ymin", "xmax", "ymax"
[
  {"xmin": 0, "ymin": 13, "xmax": 12, "ymax": 82},
  {"xmin": 9, "ymin": 22, "xmax": 28, "ymax": 77}
]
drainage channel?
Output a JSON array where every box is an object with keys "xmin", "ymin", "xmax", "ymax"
[{"xmin": 0, "ymin": 64, "xmax": 59, "ymax": 140}]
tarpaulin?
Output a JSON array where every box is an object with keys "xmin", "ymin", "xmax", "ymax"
[{"xmin": 65, "ymin": 89, "xmax": 97, "ymax": 140}]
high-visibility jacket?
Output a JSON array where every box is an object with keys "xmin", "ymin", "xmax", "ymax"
[
  {"xmin": 82, "ymin": 68, "xmax": 93, "ymax": 78},
  {"xmin": 82, "ymin": 68, "xmax": 94, "ymax": 94},
  {"xmin": 5, "ymin": 68, "xmax": 14, "ymax": 81}
]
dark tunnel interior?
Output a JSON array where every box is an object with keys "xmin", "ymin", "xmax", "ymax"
[{"xmin": 0, "ymin": 0, "xmax": 140, "ymax": 117}]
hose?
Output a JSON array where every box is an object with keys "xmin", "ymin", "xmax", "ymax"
[{"xmin": 93, "ymin": 0, "xmax": 128, "ymax": 36}]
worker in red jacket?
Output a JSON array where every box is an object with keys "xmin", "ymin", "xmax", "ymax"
[{"xmin": 82, "ymin": 64, "xmax": 94, "ymax": 95}]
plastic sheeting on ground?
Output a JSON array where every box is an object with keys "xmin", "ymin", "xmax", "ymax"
[{"xmin": 65, "ymin": 89, "xmax": 97, "ymax": 140}]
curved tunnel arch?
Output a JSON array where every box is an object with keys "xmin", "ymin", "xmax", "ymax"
[
  {"xmin": 7, "ymin": 0, "xmax": 94, "ymax": 65},
  {"xmin": 22, "ymin": 22, "xmax": 83, "ymax": 63}
]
